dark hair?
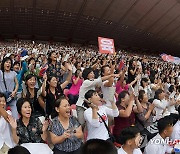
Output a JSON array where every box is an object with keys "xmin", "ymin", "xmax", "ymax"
[
  {"xmin": 1, "ymin": 57, "xmax": 13, "ymax": 71},
  {"xmin": 8, "ymin": 146, "xmax": 30, "ymax": 154},
  {"xmin": 46, "ymin": 75, "xmax": 57, "ymax": 90},
  {"xmin": 157, "ymin": 116, "xmax": 174, "ymax": 134},
  {"xmin": 51, "ymin": 96, "xmax": 67, "ymax": 119},
  {"xmin": 13, "ymin": 61, "xmax": 20, "ymax": 67},
  {"xmin": 118, "ymin": 126, "xmax": 140, "ymax": 145},
  {"xmin": 75, "ymin": 69, "xmax": 81, "ymax": 78},
  {"xmin": 168, "ymin": 85, "xmax": 175, "ymax": 93},
  {"xmin": 28, "ymin": 57, "xmax": 35, "ymax": 65},
  {"xmin": 178, "ymin": 106, "xmax": 180, "ymax": 119},
  {"xmin": 154, "ymin": 89, "xmax": 164, "ymax": 100},
  {"xmin": 82, "ymin": 67, "xmax": 94, "ymax": 80},
  {"xmin": 80, "ymin": 139, "xmax": 117, "ymax": 154},
  {"xmin": 25, "ymin": 74, "xmax": 36, "ymax": 84},
  {"xmin": 117, "ymin": 91, "xmax": 129, "ymax": 106},
  {"xmin": 141, "ymin": 78, "xmax": 148, "ymax": 88},
  {"xmin": 48, "ymin": 51, "xmax": 56, "ymax": 64},
  {"xmin": 0, "ymin": 92, "xmax": 6, "ymax": 101},
  {"xmin": 138, "ymin": 90, "xmax": 145, "ymax": 102},
  {"xmin": 101, "ymin": 65, "xmax": 109, "ymax": 76},
  {"xmin": 16, "ymin": 98, "xmax": 32, "ymax": 117},
  {"xmin": 84, "ymin": 90, "xmax": 97, "ymax": 108}
]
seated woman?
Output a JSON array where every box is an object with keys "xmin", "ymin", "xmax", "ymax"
[
  {"xmin": 22, "ymin": 74, "xmax": 46, "ymax": 117},
  {"xmin": 8, "ymin": 98, "xmax": 52, "ymax": 154},
  {"xmin": 113, "ymin": 91, "xmax": 143, "ymax": 140},
  {"xmin": 84, "ymin": 90, "xmax": 119, "ymax": 141},
  {"xmin": 0, "ymin": 93, "xmax": 16, "ymax": 154},
  {"xmin": 49, "ymin": 96, "xmax": 83, "ymax": 154}
]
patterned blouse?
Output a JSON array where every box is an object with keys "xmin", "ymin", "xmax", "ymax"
[
  {"xmin": 47, "ymin": 62, "xmax": 63, "ymax": 83},
  {"xmin": 17, "ymin": 117, "xmax": 44, "ymax": 144},
  {"xmin": 48, "ymin": 116, "xmax": 82, "ymax": 152}
]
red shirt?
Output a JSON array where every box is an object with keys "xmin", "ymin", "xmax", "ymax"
[{"xmin": 113, "ymin": 105, "xmax": 135, "ymax": 136}]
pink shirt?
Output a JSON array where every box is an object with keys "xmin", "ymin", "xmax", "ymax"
[
  {"xmin": 115, "ymin": 81, "xmax": 129, "ymax": 95},
  {"xmin": 68, "ymin": 76, "xmax": 83, "ymax": 95}
]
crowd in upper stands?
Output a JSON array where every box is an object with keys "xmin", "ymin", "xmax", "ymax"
[{"xmin": 0, "ymin": 40, "xmax": 179, "ymax": 154}]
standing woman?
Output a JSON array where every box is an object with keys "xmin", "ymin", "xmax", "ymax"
[
  {"xmin": 84, "ymin": 90, "xmax": 119, "ymax": 141},
  {"xmin": 0, "ymin": 57, "xmax": 19, "ymax": 119},
  {"xmin": 67, "ymin": 69, "xmax": 83, "ymax": 105},
  {"xmin": 49, "ymin": 96, "xmax": 83, "ymax": 154},
  {"xmin": 45, "ymin": 63, "xmax": 72, "ymax": 117}
]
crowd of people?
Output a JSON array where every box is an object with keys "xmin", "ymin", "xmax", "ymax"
[{"xmin": 0, "ymin": 40, "xmax": 179, "ymax": 154}]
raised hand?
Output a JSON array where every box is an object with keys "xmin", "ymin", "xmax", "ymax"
[
  {"xmin": 42, "ymin": 120, "xmax": 49, "ymax": 132},
  {"xmin": 7, "ymin": 115, "xmax": 17, "ymax": 130}
]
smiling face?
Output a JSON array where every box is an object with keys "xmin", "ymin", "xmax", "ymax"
[
  {"xmin": 4, "ymin": 60, "xmax": 11, "ymax": 71},
  {"xmin": 50, "ymin": 52, "xmax": 57, "ymax": 61},
  {"xmin": 49, "ymin": 77, "xmax": 58, "ymax": 88},
  {"xmin": 56, "ymin": 99, "xmax": 71, "ymax": 118},
  {"xmin": 13, "ymin": 64, "xmax": 20, "ymax": 72},
  {"xmin": 87, "ymin": 71, "xmax": 95, "ymax": 80},
  {"xmin": 103, "ymin": 66, "xmax": 111, "ymax": 76},
  {"xmin": 21, "ymin": 101, "xmax": 32, "ymax": 118},
  {"xmin": 26, "ymin": 76, "xmax": 36, "ymax": 89},
  {"xmin": 88, "ymin": 92, "xmax": 102, "ymax": 106}
]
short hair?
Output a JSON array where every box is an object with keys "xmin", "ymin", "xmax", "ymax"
[
  {"xmin": 13, "ymin": 61, "xmax": 20, "ymax": 67},
  {"xmin": 157, "ymin": 116, "xmax": 174, "ymax": 134},
  {"xmin": 168, "ymin": 85, "xmax": 175, "ymax": 93},
  {"xmin": 16, "ymin": 98, "xmax": 32, "ymax": 117},
  {"xmin": 84, "ymin": 90, "xmax": 97, "ymax": 108},
  {"xmin": 8, "ymin": 146, "xmax": 30, "ymax": 154},
  {"xmin": 154, "ymin": 89, "xmax": 164, "ymax": 100},
  {"xmin": 80, "ymin": 139, "xmax": 117, "ymax": 154},
  {"xmin": 138, "ymin": 90, "xmax": 145, "ymax": 102},
  {"xmin": 178, "ymin": 106, "xmax": 180, "ymax": 119},
  {"xmin": 1, "ymin": 57, "xmax": 13, "ymax": 71},
  {"xmin": 82, "ymin": 67, "xmax": 94, "ymax": 80},
  {"xmin": 118, "ymin": 126, "xmax": 140, "ymax": 145},
  {"xmin": 117, "ymin": 91, "xmax": 129, "ymax": 106},
  {"xmin": 0, "ymin": 92, "xmax": 6, "ymax": 100}
]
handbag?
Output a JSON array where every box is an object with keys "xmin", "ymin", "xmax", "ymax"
[
  {"xmin": 2, "ymin": 71, "xmax": 15, "ymax": 104},
  {"xmin": 97, "ymin": 112, "xmax": 116, "ymax": 143}
]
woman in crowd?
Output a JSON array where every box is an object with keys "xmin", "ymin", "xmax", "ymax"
[
  {"xmin": 152, "ymin": 89, "xmax": 178, "ymax": 121},
  {"xmin": 22, "ymin": 74, "xmax": 46, "ymax": 117},
  {"xmin": 24, "ymin": 57, "xmax": 41, "ymax": 88},
  {"xmin": 136, "ymin": 90, "xmax": 156, "ymax": 139},
  {"xmin": 67, "ymin": 69, "xmax": 83, "ymax": 105},
  {"xmin": 0, "ymin": 93, "xmax": 15, "ymax": 154},
  {"xmin": 47, "ymin": 51, "xmax": 63, "ymax": 83},
  {"xmin": 116, "ymin": 68, "xmax": 140, "ymax": 95},
  {"xmin": 49, "ymin": 96, "xmax": 83, "ymax": 154},
  {"xmin": 76, "ymin": 67, "xmax": 119, "ymax": 127},
  {"xmin": 8, "ymin": 98, "xmax": 52, "ymax": 154},
  {"xmin": 127, "ymin": 59, "xmax": 137, "ymax": 84},
  {"xmin": 45, "ymin": 63, "xmax": 72, "ymax": 117},
  {"xmin": 139, "ymin": 78, "xmax": 152, "ymax": 99},
  {"xmin": 0, "ymin": 57, "xmax": 19, "ymax": 119},
  {"xmin": 84, "ymin": 90, "xmax": 119, "ymax": 141},
  {"xmin": 100, "ymin": 64, "xmax": 116, "ymax": 108},
  {"xmin": 113, "ymin": 91, "xmax": 143, "ymax": 140}
]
